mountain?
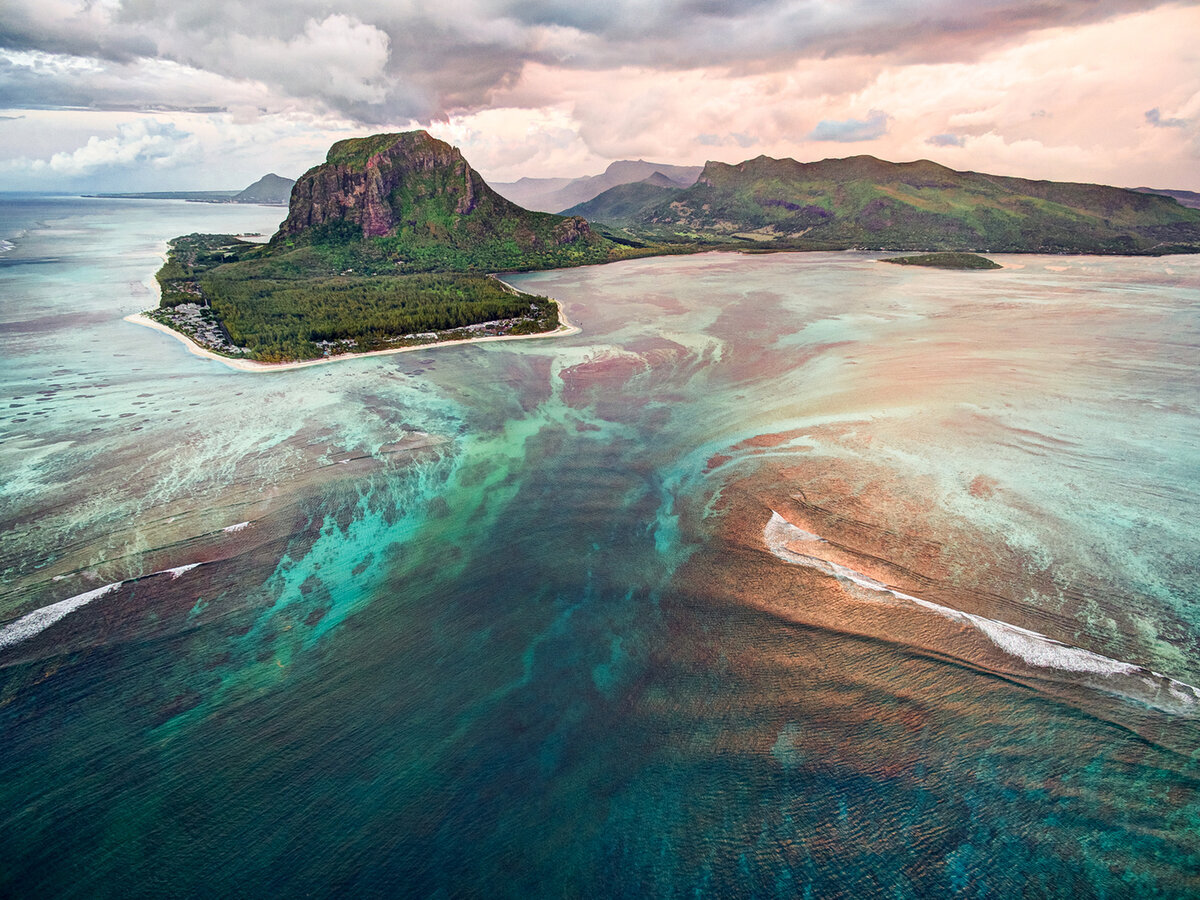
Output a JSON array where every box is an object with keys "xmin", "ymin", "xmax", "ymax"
[
  {"xmin": 276, "ymin": 130, "xmax": 622, "ymax": 271},
  {"xmin": 595, "ymin": 154, "xmax": 1200, "ymax": 254},
  {"xmin": 485, "ymin": 175, "xmax": 575, "ymax": 210},
  {"xmin": 153, "ymin": 131, "xmax": 651, "ymax": 361},
  {"xmin": 641, "ymin": 171, "xmax": 685, "ymax": 188},
  {"xmin": 491, "ymin": 159, "xmax": 703, "ymax": 213},
  {"xmin": 1131, "ymin": 187, "xmax": 1200, "ymax": 210},
  {"xmin": 562, "ymin": 178, "xmax": 682, "ymax": 224},
  {"xmin": 234, "ymin": 173, "xmax": 294, "ymax": 205}
]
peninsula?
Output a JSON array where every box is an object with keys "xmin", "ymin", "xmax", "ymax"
[{"xmin": 143, "ymin": 132, "xmax": 651, "ymax": 364}]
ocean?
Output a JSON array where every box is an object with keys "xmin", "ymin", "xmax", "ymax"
[{"xmin": 1, "ymin": 196, "xmax": 1198, "ymax": 897}]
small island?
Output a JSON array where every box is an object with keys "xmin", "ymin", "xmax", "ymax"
[{"xmin": 880, "ymin": 252, "xmax": 1002, "ymax": 269}]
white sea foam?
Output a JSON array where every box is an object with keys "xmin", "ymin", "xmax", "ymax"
[
  {"xmin": 0, "ymin": 562, "xmax": 205, "ymax": 652},
  {"xmin": 0, "ymin": 239, "xmax": 14, "ymax": 254},
  {"xmin": 223, "ymin": 521, "xmax": 251, "ymax": 533},
  {"xmin": 763, "ymin": 510, "xmax": 824, "ymax": 545},
  {"xmin": 0, "ymin": 581, "xmax": 123, "ymax": 650},
  {"xmin": 764, "ymin": 510, "xmax": 1200, "ymax": 713}
]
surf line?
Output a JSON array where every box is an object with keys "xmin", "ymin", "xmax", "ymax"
[
  {"xmin": 763, "ymin": 511, "xmax": 1200, "ymax": 715},
  {"xmin": 0, "ymin": 563, "xmax": 204, "ymax": 652}
]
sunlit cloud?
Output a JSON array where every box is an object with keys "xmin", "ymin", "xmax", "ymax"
[{"xmin": 0, "ymin": 0, "xmax": 1197, "ymax": 190}]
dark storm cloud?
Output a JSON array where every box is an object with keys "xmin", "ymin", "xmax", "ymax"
[{"xmin": 0, "ymin": 0, "xmax": 1189, "ymax": 123}]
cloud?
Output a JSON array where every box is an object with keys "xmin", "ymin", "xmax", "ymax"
[
  {"xmin": 0, "ymin": 2, "xmax": 1197, "ymax": 191},
  {"xmin": 927, "ymin": 132, "xmax": 966, "ymax": 147},
  {"xmin": 0, "ymin": 50, "xmax": 269, "ymax": 114},
  {"xmin": 218, "ymin": 16, "xmax": 392, "ymax": 107},
  {"xmin": 21, "ymin": 119, "xmax": 196, "ymax": 175},
  {"xmin": 696, "ymin": 132, "xmax": 757, "ymax": 148},
  {"xmin": 1145, "ymin": 107, "xmax": 1188, "ymax": 128},
  {"xmin": 0, "ymin": 0, "xmax": 1185, "ymax": 124},
  {"xmin": 808, "ymin": 109, "xmax": 889, "ymax": 142}
]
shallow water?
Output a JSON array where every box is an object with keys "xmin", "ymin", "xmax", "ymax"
[{"xmin": 2, "ymin": 198, "xmax": 1199, "ymax": 897}]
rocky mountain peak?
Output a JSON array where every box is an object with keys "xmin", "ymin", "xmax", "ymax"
[{"xmin": 279, "ymin": 130, "xmax": 493, "ymax": 240}]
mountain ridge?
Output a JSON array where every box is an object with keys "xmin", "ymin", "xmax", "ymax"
[
  {"xmin": 1132, "ymin": 186, "xmax": 1200, "ymax": 209},
  {"xmin": 573, "ymin": 152, "xmax": 1200, "ymax": 254},
  {"xmin": 491, "ymin": 159, "xmax": 702, "ymax": 213}
]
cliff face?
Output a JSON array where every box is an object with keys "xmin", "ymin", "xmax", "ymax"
[
  {"xmin": 281, "ymin": 131, "xmax": 472, "ymax": 238},
  {"xmin": 279, "ymin": 130, "xmax": 593, "ymax": 247},
  {"xmin": 270, "ymin": 130, "xmax": 613, "ymax": 271}
]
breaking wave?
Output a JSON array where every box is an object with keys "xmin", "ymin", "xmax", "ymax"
[
  {"xmin": 0, "ymin": 562, "xmax": 206, "ymax": 652},
  {"xmin": 764, "ymin": 511, "xmax": 1200, "ymax": 714}
]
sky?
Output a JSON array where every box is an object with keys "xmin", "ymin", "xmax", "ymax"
[{"xmin": 0, "ymin": 0, "xmax": 1197, "ymax": 192}]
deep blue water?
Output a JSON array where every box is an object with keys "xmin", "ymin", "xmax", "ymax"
[{"xmin": 1, "ymin": 197, "xmax": 1199, "ymax": 897}]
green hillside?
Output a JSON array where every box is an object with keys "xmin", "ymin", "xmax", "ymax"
[
  {"xmin": 562, "ymin": 180, "xmax": 680, "ymax": 225},
  {"xmin": 275, "ymin": 130, "xmax": 642, "ymax": 273},
  {"xmin": 594, "ymin": 155, "xmax": 1200, "ymax": 254}
]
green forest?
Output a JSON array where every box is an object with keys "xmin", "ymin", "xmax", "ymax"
[{"xmin": 156, "ymin": 234, "xmax": 559, "ymax": 362}]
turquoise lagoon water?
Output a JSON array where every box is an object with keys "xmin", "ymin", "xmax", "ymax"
[{"xmin": 1, "ymin": 197, "xmax": 1199, "ymax": 896}]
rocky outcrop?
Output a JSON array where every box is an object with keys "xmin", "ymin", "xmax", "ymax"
[
  {"xmin": 280, "ymin": 131, "xmax": 495, "ymax": 239},
  {"xmin": 553, "ymin": 216, "xmax": 592, "ymax": 245},
  {"xmin": 269, "ymin": 130, "xmax": 617, "ymax": 271}
]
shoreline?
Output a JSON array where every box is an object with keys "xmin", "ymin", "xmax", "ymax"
[{"xmin": 125, "ymin": 280, "xmax": 581, "ymax": 373}]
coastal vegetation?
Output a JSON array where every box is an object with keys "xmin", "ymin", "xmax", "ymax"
[
  {"xmin": 881, "ymin": 252, "xmax": 1002, "ymax": 269},
  {"xmin": 155, "ymin": 233, "xmax": 559, "ymax": 361}
]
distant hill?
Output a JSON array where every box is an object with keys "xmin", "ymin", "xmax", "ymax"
[
  {"xmin": 1131, "ymin": 187, "xmax": 1200, "ymax": 210},
  {"xmin": 563, "ymin": 178, "xmax": 682, "ymax": 224},
  {"xmin": 590, "ymin": 154, "xmax": 1200, "ymax": 254},
  {"xmin": 641, "ymin": 171, "xmax": 685, "ymax": 188},
  {"xmin": 491, "ymin": 159, "xmax": 703, "ymax": 213},
  {"xmin": 94, "ymin": 173, "xmax": 295, "ymax": 205},
  {"xmin": 233, "ymin": 173, "xmax": 294, "ymax": 205}
]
